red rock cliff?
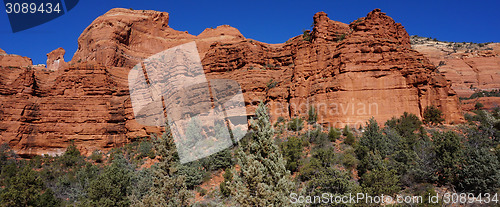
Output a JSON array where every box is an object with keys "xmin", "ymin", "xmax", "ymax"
[
  {"xmin": 202, "ymin": 9, "xmax": 462, "ymax": 126},
  {"xmin": 411, "ymin": 36, "xmax": 500, "ymax": 98},
  {"xmin": 0, "ymin": 8, "xmax": 463, "ymax": 157}
]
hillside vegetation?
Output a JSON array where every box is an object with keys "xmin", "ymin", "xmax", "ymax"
[{"xmin": 1, "ymin": 104, "xmax": 499, "ymax": 206}]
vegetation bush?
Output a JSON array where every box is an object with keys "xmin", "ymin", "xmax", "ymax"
[
  {"xmin": 361, "ymin": 161, "xmax": 400, "ymax": 196},
  {"xmin": 137, "ymin": 140, "xmax": 155, "ymax": 159},
  {"xmin": 306, "ymin": 167, "xmax": 359, "ymax": 199},
  {"xmin": 177, "ymin": 162, "xmax": 205, "ymax": 189},
  {"xmin": 343, "ymin": 125, "xmax": 356, "ymax": 145},
  {"xmin": 337, "ymin": 33, "xmax": 347, "ymax": 42},
  {"xmin": 460, "ymin": 89, "xmax": 500, "ymax": 100},
  {"xmin": 0, "ymin": 165, "xmax": 61, "ymax": 206},
  {"xmin": 266, "ymin": 79, "xmax": 278, "ymax": 89},
  {"xmin": 298, "ymin": 157, "xmax": 321, "ymax": 182},
  {"xmin": 274, "ymin": 116, "xmax": 286, "ymax": 128},
  {"xmin": 327, "ymin": 127, "xmax": 341, "ymax": 142},
  {"xmin": 200, "ymin": 148, "xmax": 233, "ymax": 171},
  {"xmin": 307, "ymin": 105, "xmax": 317, "ymax": 124},
  {"xmin": 432, "ymin": 131, "xmax": 463, "ymax": 185},
  {"xmin": 184, "ymin": 117, "xmax": 203, "ymax": 149},
  {"xmin": 89, "ymin": 150, "xmax": 103, "ymax": 163},
  {"xmin": 59, "ymin": 142, "xmax": 84, "ymax": 167},
  {"xmin": 83, "ymin": 155, "xmax": 134, "ymax": 206},
  {"xmin": 406, "ymin": 137, "xmax": 437, "ymax": 184},
  {"xmin": 276, "ymin": 116, "xmax": 285, "ymax": 124},
  {"xmin": 1, "ymin": 107, "xmax": 499, "ymax": 206},
  {"xmin": 407, "ymin": 184, "xmax": 441, "ymax": 207},
  {"xmin": 475, "ymin": 102, "xmax": 484, "ymax": 110},
  {"xmin": 229, "ymin": 102, "xmax": 294, "ymax": 206},
  {"xmin": 287, "ymin": 117, "xmax": 304, "ymax": 131},
  {"xmin": 138, "ymin": 125, "xmax": 192, "ymax": 206},
  {"xmin": 280, "ymin": 136, "xmax": 304, "ymax": 172},
  {"xmin": 457, "ymin": 146, "xmax": 500, "ymax": 194},
  {"xmin": 302, "ymin": 30, "xmax": 312, "ymax": 42},
  {"xmin": 304, "ymin": 127, "xmax": 328, "ymax": 148},
  {"xmin": 423, "ymin": 105, "xmax": 445, "ymax": 125},
  {"xmin": 340, "ymin": 147, "xmax": 358, "ymax": 171},
  {"xmin": 219, "ymin": 168, "xmax": 232, "ymax": 197},
  {"xmin": 299, "ymin": 146, "xmax": 337, "ymax": 182},
  {"xmin": 356, "ymin": 114, "xmax": 432, "ymax": 186},
  {"xmin": 385, "ymin": 112, "xmax": 424, "ymax": 145},
  {"xmin": 196, "ymin": 186, "xmax": 207, "ymax": 196}
]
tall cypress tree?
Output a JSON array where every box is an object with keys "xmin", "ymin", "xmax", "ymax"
[
  {"xmin": 139, "ymin": 124, "xmax": 192, "ymax": 207},
  {"xmin": 229, "ymin": 102, "xmax": 294, "ymax": 206}
]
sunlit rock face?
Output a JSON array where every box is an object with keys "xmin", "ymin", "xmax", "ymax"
[
  {"xmin": 411, "ymin": 36, "xmax": 500, "ymax": 98},
  {"xmin": 0, "ymin": 8, "xmax": 463, "ymax": 157}
]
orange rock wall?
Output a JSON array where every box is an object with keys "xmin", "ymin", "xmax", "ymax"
[
  {"xmin": 412, "ymin": 37, "xmax": 500, "ymax": 98},
  {"xmin": 0, "ymin": 8, "xmax": 463, "ymax": 156}
]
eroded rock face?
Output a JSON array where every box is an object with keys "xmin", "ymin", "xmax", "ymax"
[
  {"xmin": 0, "ymin": 60, "xmax": 163, "ymax": 157},
  {"xmin": 71, "ymin": 8, "xmax": 193, "ymax": 68},
  {"xmin": 461, "ymin": 97, "xmax": 500, "ymax": 111},
  {"xmin": 411, "ymin": 36, "xmax": 500, "ymax": 98},
  {"xmin": 46, "ymin": 48, "xmax": 68, "ymax": 71},
  {"xmin": 203, "ymin": 9, "xmax": 462, "ymax": 126},
  {"xmin": 71, "ymin": 8, "xmax": 245, "ymax": 68},
  {"xmin": 311, "ymin": 11, "xmax": 350, "ymax": 43},
  {"xmin": 0, "ymin": 8, "xmax": 464, "ymax": 156},
  {"xmin": 0, "ymin": 49, "xmax": 33, "ymax": 68}
]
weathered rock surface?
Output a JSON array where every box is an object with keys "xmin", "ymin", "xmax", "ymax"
[
  {"xmin": 46, "ymin": 48, "xmax": 68, "ymax": 71},
  {"xmin": 0, "ymin": 49, "xmax": 33, "ymax": 68},
  {"xmin": 203, "ymin": 9, "xmax": 462, "ymax": 126},
  {"xmin": 0, "ymin": 60, "xmax": 163, "ymax": 157},
  {"xmin": 71, "ymin": 8, "xmax": 194, "ymax": 68},
  {"xmin": 411, "ymin": 36, "xmax": 500, "ymax": 98},
  {"xmin": 461, "ymin": 97, "xmax": 500, "ymax": 111},
  {"xmin": 71, "ymin": 8, "xmax": 245, "ymax": 68},
  {"xmin": 0, "ymin": 8, "xmax": 464, "ymax": 156}
]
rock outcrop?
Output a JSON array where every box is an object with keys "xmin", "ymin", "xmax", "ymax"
[
  {"xmin": 71, "ymin": 8, "xmax": 245, "ymax": 68},
  {"xmin": 0, "ymin": 49, "xmax": 33, "ymax": 68},
  {"xmin": 0, "ymin": 8, "xmax": 464, "ymax": 157},
  {"xmin": 0, "ymin": 60, "xmax": 163, "ymax": 157},
  {"xmin": 46, "ymin": 48, "xmax": 68, "ymax": 71},
  {"xmin": 203, "ymin": 9, "xmax": 462, "ymax": 126},
  {"xmin": 411, "ymin": 36, "xmax": 500, "ymax": 98}
]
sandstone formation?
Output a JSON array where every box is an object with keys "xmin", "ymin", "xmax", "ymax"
[
  {"xmin": 0, "ymin": 8, "xmax": 464, "ymax": 157},
  {"xmin": 0, "ymin": 60, "xmax": 163, "ymax": 157},
  {"xmin": 46, "ymin": 47, "xmax": 68, "ymax": 71},
  {"xmin": 411, "ymin": 36, "xmax": 500, "ymax": 98},
  {"xmin": 461, "ymin": 97, "xmax": 500, "ymax": 111},
  {"xmin": 0, "ymin": 49, "xmax": 33, "ymax": 68},
  {"xmin": 203, "ymin": 9, "xmax": 462, "ymax": 126},
  {"xmin": 71, "ymin": 8, "xmax": 245, "ymax": 68}
]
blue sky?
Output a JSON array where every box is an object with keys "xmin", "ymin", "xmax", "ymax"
[{"xmin": 1, "ymin": 0, "xmax": 499, "ymax": 65}]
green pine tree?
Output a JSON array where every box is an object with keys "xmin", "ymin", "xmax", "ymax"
[
  {"xmin": 84, "ymin": 155, "xmax": 133, "ymax": 207},
  {"xmin": 343, "ymin": 125, "xmax": 356, "ymax": 146},
  {"xmin": 361, "ymin": 161, "xmax": 401, "ymax": 196},
  {"xmin": 0, "ymin": 165, "xmax": 61, "ymax": 207},
  {"xmin": 433, "ymin": 131, "xmax": 463, "ymax": 185},
  {"xmin": 139, "ymin": 124, "xmax": 193, "ymax": 207},
  {"xmin": 423, "ymin": 105, "xmax": 445, "ymax": 126},
  {"xmin": 280, "ymin": 136, "xmax": 303, "ymax": 172},
  {"xmin": 327, "ymin": 127, "xmax": 341, "ymax": 142},
  {"xmin": 229, "ymin": 102, "xmax": 294, "ymax": 206},
  {"xmin": 307, "ymin": 105, "xmax": 318, "ymax": 124}
]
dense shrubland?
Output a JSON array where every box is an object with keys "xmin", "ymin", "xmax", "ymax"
[{"xmin": 0, "ymin": 104, "xmax": 499, "ymax": 206}]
